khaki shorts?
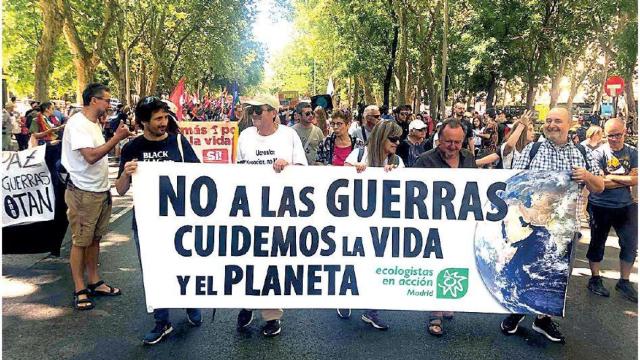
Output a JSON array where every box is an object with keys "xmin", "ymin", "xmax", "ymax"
[{"xmin": 65, "ymin": 184, "xmax": 112, "ymax": 247}]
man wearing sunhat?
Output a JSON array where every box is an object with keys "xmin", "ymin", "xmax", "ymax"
[{"xmin": 235, "ymin": 94, "xmax": 308, "ymax": 337}]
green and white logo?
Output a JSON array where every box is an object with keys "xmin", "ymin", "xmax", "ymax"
[{"xmin": 436, "ymin": 268, "xmax": 469, "ymax": 299}]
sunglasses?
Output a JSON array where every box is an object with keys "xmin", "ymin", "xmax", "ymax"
[
  {"xmin": 140, "ymin": 96, "xmax": 160, "ymax": 105},
  {"xmin": 303, "ymin": 111, "xmax": 314, "ymax": 117},
  {"xmin": 250, "ymin": 106, "xmax": 270, "ymax": 116},
  {"xmin": 387, "ymin": 136, "xmax": 401, "ymax": 143},
  {"xmin": 367, "ymin": 114, "xmax": 381, "ymax": 119},
  {"xmin": 400, "ymin": 111, "xmax": 412, "ymax": 116}
]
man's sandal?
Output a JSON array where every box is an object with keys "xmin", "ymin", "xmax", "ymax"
[
  {"xmin": 428, "ymin": 318, "xmax": 444, "ymax": 337},
  {"xmin": 73, "ymin": 289, "xmax": 95, "ymax": 310},
  {"xmin": 87, "ymin": 280, "xmax": 122, "ymax": 297}
]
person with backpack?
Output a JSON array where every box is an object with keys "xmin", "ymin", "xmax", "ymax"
[
  {"xmin": 115, "ymin": 96, "xmax": 202, "ymax": 345},
  {"xmin": 340, "ymin": 120, "xmax": 404, "ymax": 331},
  {"xmin": 501, "ymin": 107, "xmax": 604, "ymax": 344}
]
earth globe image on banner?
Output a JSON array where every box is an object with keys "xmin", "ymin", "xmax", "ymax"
[{"xmin": 474, "ymin": 171, "xmax": 580, "ymax": 316}]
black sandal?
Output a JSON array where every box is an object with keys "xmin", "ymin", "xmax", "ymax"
[
  {"xmin": 88, "ymin": 280, "xmax": 122, "ymax": 297},
  {"xmin": 428, "ymin": 318, "xmax": 444, "ymax": 337},
  {"xmin": 73, "ymin": 289, "xmax": 95, "ymax": 310}
]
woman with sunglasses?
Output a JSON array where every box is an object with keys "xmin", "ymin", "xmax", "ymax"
[
  {"xmin": 337, "ymin": 121, "xmax": 404, "ymax": 331},
  {"xmin": 316, "ymin": 109, "xmax": 364, "ymax": 166}
]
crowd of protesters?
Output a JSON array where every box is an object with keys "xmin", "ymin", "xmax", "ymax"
[{"xmin": 2, "ymin": 85, "xmax": 636, "ymax": 347}]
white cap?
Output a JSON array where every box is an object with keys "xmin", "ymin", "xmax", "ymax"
[{"xmin": 409, "ymin": 119, "xmax": 427, "ymax": 131}]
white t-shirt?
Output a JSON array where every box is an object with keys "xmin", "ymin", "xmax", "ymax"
[
  {"xmin": 500, "ymin": 142, "xmax": 521, "ymax": 169},
  {"xmin": 61, "ymin": 111, "xmax": 110, "ymax": 192},
  {"xmin": 237, "ymin": 125, "xmax": 308, "ymax": 166},
  {"xmin": 344, "ymin": 147, "xmax": 405, "ymax": 167}
]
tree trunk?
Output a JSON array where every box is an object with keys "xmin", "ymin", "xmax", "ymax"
[
  {"xmin": 363, "ymin": 76, "xmax": 375, "ymax": 105},
  {"xmin": 138, "ymin": 59, "xmax": 147, "ymax": 99},
  {"xmin": 593, "ymin": 51, "xmax": 610, "ymax": 113},
  {"xmin": 526, "ymin": 78, "xmax": 537, "ymax": 110},
  {"xmin": 549, "ymin": 58, "xmax": 566, "ymax": 108},
  {"xmin": 383, "ymin": 2, "xmax": 399, "ymax": 108},
  {"xmin": 396, "ymin": 6, "xmax": 408, "ymax": 106},
  {"xmin": 34, "ymin": 1, "xmax": 64, "ymax": 102},
  {"xmin": 72, "ymin": 57, "xmax": 95, "ymax": 103},
  {"xmin": 623, "ymin": 72, "xmax": 636, "ymax": 123},
  {"xmin": 352, "ymin": 75, "xmax": 360, "ymax": 109},
  {"xmin": 485, "ymin": 71, "xmax": 498, "ymax": 109}
]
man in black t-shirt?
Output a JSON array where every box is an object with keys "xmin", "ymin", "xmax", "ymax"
[
  {"xmin": 450, "ymin": 102, "xmax": 474, "ymax": 155},
  {"xmin": 115, "ymin": 97, "xmax": 201, "ymax": 346}
]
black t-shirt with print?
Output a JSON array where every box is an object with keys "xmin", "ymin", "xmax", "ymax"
[{"xmin": 118, "ymin": 133, "xmax": 200, "ymax": 230}]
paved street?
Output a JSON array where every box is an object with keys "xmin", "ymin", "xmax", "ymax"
[{"xmin": 2, "ymin": 169, "xmax": 637, "ymax": 359}]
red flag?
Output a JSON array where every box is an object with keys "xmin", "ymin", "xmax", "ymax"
[{"xmin": 170, "ymin": 77, "xmax": 185, "ymax": 121}]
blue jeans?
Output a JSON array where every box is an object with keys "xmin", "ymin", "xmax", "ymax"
[{"xmin": 133, "ymin": 230, "xmax": 200, "ymax": 325}]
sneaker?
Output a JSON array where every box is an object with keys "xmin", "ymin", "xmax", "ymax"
[
  {"xmin": 143, "ymin": 322, "xmax": 173, "ymax": 345},
  {"xmin": 336, "ymin": 308, "xmax": 351, "ymax": 319},
  {"xmin": 587, "ymin": 276, "xmax": 610, "ymax": 297},
  {"xmin": 361, "ymin": 310, "xmax": 389, "ymax": 330},
  {"xmin": 532, "ymin": 316, "xmax": 565, "ymax": 343},
  {"xmin": 500, "ymin": 314, "xmax": 524, "ymax": 335},
  {"xmin": 262, "ymin": 320, "xmax": 281, "ymax": 337},
  {"xmin": 615, "ymin": 279, "xmax": 638, "ymax": 303},
  {"xmin": 237, "ymin": 309, "xmax": 253, "ymax": 330},
  {"xmin": 186, "ymin": 310, "xmax": 202, "ymax": 327}
]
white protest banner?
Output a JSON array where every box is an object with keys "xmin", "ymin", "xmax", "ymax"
[
  {"xmin": 133, "ymin": 163, "xmax": 580, "ymax": 316},
  {"xmin": 179, "ymin": 121, "xmax": 238, "ymax": 163},
  {"xmin": 2, "ymin": 145, "xmax": 55, "ymax": 227}
]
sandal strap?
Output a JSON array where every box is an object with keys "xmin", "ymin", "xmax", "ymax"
[
  {"xmin": 74, "ymin": 288, "xmax": 91, "ymax": 296},
  {"xmin": 87, "ymin": 280, "xmax": 105, "ymax": 290}
]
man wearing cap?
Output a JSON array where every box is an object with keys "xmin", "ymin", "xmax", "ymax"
[
  {"xmin": 236, "ymin": 94, "xmax": 307, "ymax": 337},
  {"xmin": 397, "ymin": 119, "xmax": 428, "ymax": 167}
]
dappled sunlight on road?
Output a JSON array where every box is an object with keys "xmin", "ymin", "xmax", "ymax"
[
  {"xmin": 572, "ymin": 267, "xmax": 638, "ymax": 282},
  {"xmin": 4, "ymin": 303, "xmax": 69, "ymax": 320},
  {"xmin": 1, "ymin": 277, "xmax": 38, "ymax": 298},
  {"xmin": 623, "ymin": 310, "xmax": 637, "ymax": 318},
  {"xmin": 99, "ymin": 232, "xmax": 131, "ymax": 250}
]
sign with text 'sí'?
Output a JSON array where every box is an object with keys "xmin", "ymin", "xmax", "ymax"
[
  {"xmin": 179, "ymin": 121, "xmax": 238, "ymax": 164},
  {"xmin": 2, "ymin": 145, "xmax": 55, "ymax": 227},
  {"xmin": 133, "ymin": 163, "xmax": 581, "ymax": 316}
]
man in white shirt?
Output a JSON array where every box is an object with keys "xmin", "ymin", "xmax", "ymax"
[
  {"xmin": 236, "ymin": 94, "xmax": 307, "ymax": 337},
  {"xmin": 62, "ymin": 83, "xmax": 131, "ymax": 311}
]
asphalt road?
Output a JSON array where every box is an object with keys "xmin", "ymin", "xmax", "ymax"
[{"xmin": 2, "ymin": 209, "xmax": 637, "ymax": 360}]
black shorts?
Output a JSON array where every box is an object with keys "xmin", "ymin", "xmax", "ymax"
[{"xmin": 587, "ymin": 203, "xmax": 638, "ymax": 263}]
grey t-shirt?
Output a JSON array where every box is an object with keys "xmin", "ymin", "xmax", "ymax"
[
  {"xmin": 589, "ymin": 143, "xmax": 638, "ymax": 208},
  {"xmin": 292, "ymin": 123, "xmax": 324, "ymax": 165}
]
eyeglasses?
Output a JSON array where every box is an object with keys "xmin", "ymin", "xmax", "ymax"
[
  {"xmin": 606, "ymin": 133, "xmax": 624, "ymax": 139},
  {"xmin": 94, "ymin": 96, "xmax": 112, "ymax": 103},
  {"xmin": 330, "ymin": 121, "xmax": 345, "ymax": 127},
  {"xmin": 387, "ymin": 136, "xmax": 401, "ymax": 143},
  {"xmin": 400, "ymin": 111, "xmax": 412, "ymax": 116}
]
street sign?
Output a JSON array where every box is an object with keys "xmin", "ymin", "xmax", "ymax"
[{"xmin": 604, "ymin": 76, "xmax": 625, "ymax": 97}]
